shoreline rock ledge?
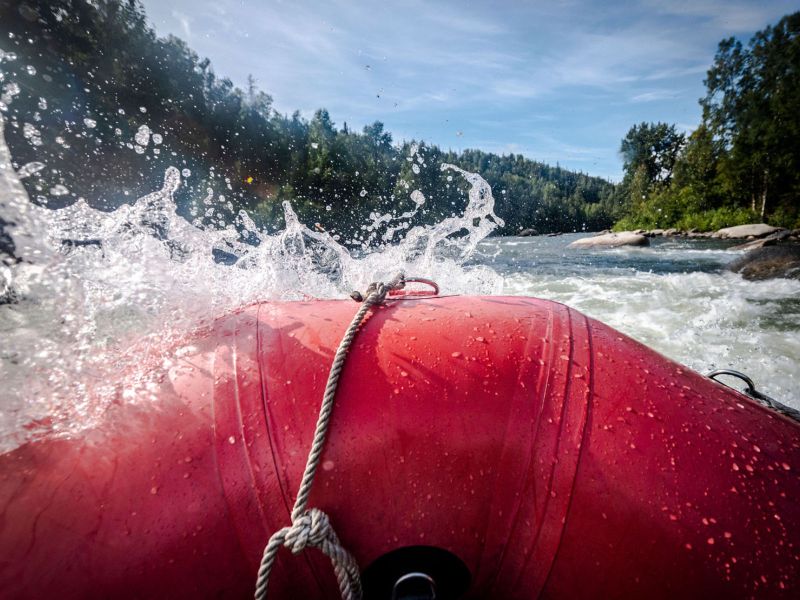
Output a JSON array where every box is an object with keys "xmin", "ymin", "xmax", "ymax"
[
  {"xmin": 712, "ymin": 223, "xmax": 784, "ymax": 239},
  {"xmin": 568, "ymin": 231, "xmax": 649, "ymax": 249}
]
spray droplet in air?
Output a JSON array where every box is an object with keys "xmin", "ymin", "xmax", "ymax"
[{"xmin": 135, "ymin": 125, "xmax": 151, "ymax": 146}]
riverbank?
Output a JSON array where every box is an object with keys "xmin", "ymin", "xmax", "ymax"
[{"xmin": 474, "ymin": 234, "xmax": 800, "ymax": 408}]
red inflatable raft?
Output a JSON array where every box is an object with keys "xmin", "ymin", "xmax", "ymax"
[{"xmin": 1, "ymin": 295, "xmax": 798, "ymax": 598}]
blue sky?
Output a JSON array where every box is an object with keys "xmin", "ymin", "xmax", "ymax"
[{"xmin": 141, "ymin": 0, "xmax": 796, "ymax": 181}]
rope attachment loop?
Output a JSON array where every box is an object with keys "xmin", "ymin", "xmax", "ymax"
[{"xmin": 254, "ymin": 273, "xmax": 408, "ymax": 600}]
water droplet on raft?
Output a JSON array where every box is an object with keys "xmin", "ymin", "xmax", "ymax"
[
  {"xmin": 451, "ymin": 352, "xmax": 462, "ymax": 358},
  {"xmin": 49, "ymin": 184, "xmax": 69, "ymax": 196},
  {"xmin": 16, "ymin": 161, "xmax": 44, "ymax": 178},
  {"xmin": 707, "ymin": 537, "xmax": 715, "ymax": 545},
  {"xmin": 322, "ymin": 460, "xmax": 335, "ymax": 471},
  {"xmin": 150, "ymin": 486, "xmax": 158, "ymax": 495},
  {"xmin": 228, "ymin": 435, "xmax": 236, "ymax": 444}
]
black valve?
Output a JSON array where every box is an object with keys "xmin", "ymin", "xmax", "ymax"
[{"xmin": 361, "ymin": 546, "xmax": 470, "ymax": 600}]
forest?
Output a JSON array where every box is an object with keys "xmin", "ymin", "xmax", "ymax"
[
  {"xmin": 615, "ymin": 12, "xmax": 800, "ymax": 231},
  {"xmin": 0, "ymin": 0, "xmax": 618, "ymax": 243}
]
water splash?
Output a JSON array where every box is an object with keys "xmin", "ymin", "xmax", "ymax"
[{"xmin": 0, "ymin": 113, "xmax": 504, "ymax": 447}]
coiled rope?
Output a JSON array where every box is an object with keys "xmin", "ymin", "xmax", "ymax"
[{"xmin": 254, "ymin": 273, "xmax": 408, "ymax": 600}]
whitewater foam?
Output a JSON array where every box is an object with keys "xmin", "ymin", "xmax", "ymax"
[{"xmin": 0, "ymin": 110, "xmax": 505, "ymax": 447}]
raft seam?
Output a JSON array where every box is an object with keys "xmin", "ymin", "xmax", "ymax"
[
  {"xmin": 526, "ymin": 302, "xmax": 576, "ymax": 590},
  {"xmin": 210, "ymin": 319, "xmax": 254, "ymax": 573},
  {"xmin": 256, "ymin": 305, "xmax": 294, "ymax": 518},
  {"xmin": 256, "ymin": 304, "xmax": 332, "ymax": 596},
  {"xmin": 482, "ymin": 304, "xmax": 550, "ymax": 594},
  {"xmin": 539, "ymin": 311, "xmax": 595, "ymax": 594},
  {"xmin": 233, "ymin": 313, "xmax": 271, "ymax": 553}
]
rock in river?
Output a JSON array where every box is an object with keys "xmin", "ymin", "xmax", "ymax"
[
  {"xmin": 713, "ymin": 223, "xmax": 784, "ymax": 239},
  {"xmin": 727, "ymin": 245, "xmax": 800, "ymax": 280},
  {"xmin": 730, "ymin": 229, "xmax": 793, "ymax": 251},
  {"xmin": 568, "ymin": 231, "xmax": 649, "ymax": 249}
]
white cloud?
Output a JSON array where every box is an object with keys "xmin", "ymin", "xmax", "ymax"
[
  {"xmin": 644, "ymin": 0, "xmax": 796, "ymax": 32},
  {"xmin": 631, "ymin": 89, "xmax": 683, "ymax": 102},
  {"xmin": 171, "ymin": 10, "xmax": 192, "ymax": 39}
]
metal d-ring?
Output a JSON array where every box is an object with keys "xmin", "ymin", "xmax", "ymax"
[
  {"xmin": 707, "ymin": 369, "xmax": 800, "ymax": 422},
  {"xmin": 402, "ymin": 277, "xmax": 440, "ymax": 296},
  {"xmin": 707, "ymin": 369, "xmax": 758, "ymax": 394}
]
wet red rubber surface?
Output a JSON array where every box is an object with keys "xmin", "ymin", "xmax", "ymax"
[{"xmin": 1, "ymin": 296, "xmax": 797, "ymax": 598}]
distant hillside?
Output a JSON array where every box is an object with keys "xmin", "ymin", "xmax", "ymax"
[{"xmin": 0, "ymin": 0, "xmax": 620, "ymax": 239}]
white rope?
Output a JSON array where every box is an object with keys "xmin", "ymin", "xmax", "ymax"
[{"xmin": 254, "ymin": 273, "xmax": 406, "ymax": 600}]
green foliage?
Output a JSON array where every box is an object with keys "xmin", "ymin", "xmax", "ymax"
[
  {"xmin": 0, "ymin": 0, "xmax": 616, "ymax": 240},
  {"xmin": 616, "ymin": 201, "xmax": 757, "ymax": 232},
  {"xmin": 615, "ymin": 12, "xmax": 800, "ymax": 231},
  {"xmin": 620, "ymin": 122, "xmax": 685, "ymax": 189},
  {"xmin": 702, "ymin": 14, "xmax": 800, "ymax": 217},
  {"xmin": 675, "ymin": 207, "xmax": 760, "ymax": 232}
]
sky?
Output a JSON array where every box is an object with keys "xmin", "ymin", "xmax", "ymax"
[{"xmin": 140, "ymin": 0, "xmax": 796, "ymax": 181}]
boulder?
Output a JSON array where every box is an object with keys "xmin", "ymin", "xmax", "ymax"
[
  {"xmin": 663, "ymin": 228, "xmax": 680, "ymax": 236},
  {"xmin": 713, "ymin": 223, "xmax": 785, "ymax": 239},
  {"xmin": 727, "ymin": 245, "xmax": 800, "ymax": 280},
  {"xmin": 646, "ymin": 229, "xmax": 665, "ymax": 237},
  {"xmin": 518, "ymin": 228, "xmax": 538, "ymax": 237},
  {"xmin": 730, "ymin": 230, "xmax": 793, "ymax": 251},
  {"xmin": 568, "ymin": 231, "xmax": 650, "ymax": 249}
]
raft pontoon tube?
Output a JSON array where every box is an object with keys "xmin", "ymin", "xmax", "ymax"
[{"xmin": 1, "ymin": 296, "xmax": 798, "ymax": 598}]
